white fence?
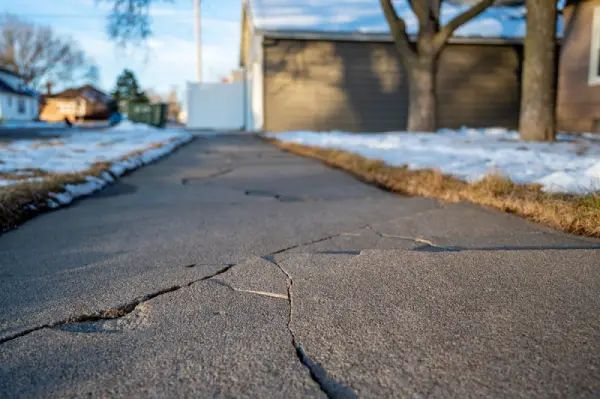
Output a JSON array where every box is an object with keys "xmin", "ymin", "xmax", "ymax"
[{"xmin": 186, "ymin": 82, "xmax": 245, "ymax": 131}]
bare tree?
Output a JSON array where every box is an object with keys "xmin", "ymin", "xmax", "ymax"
[
  {"xmin": 0, "ymin": 13, "xmax": 96, "ymax": 90},
  {"xmin": 519, "ymin": 1, "xmax": 558, "ymax": 141},
  {"xmin": 380, "ymin": 0, "xmax": 495, "ymax": 131}
]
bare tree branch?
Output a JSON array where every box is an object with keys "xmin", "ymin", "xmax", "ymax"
[
  {"xmin": 407, "ymin": 0, "xmax": 429, "ymax": 27},
  {"xmin": 98, "ymin": 0, "xmax": 172, "ymax": 44},
  {"xmin": 379, "ymin": 0, "xmax": 418, "ymax": 65},
  {"xmin": 0, "ymin": 13, "xmax": 96, "ymax": 89},
  {"xmin": 433, "ymin": 0, "xmax": 495, "ymax": 52},
  {"xmin": 429, "ymin": 0, "xmax": 442, "ymax": 25}
]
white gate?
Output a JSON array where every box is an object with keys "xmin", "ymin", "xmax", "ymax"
[{"xmin": 186, "ymin": 82, "xmax": 245, "ymax": 131}]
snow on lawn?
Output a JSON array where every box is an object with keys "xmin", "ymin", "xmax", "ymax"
[
  {"xmin": 0, "ymin": 121, "xmax": 192, "ymax": 205},
  {"xmin": 267, "ymin": 128, "xmax": 600, "ymax": 194},
  {"xmin": 0, "ymin": 120, "xmax": 67, "ymax": 129}
]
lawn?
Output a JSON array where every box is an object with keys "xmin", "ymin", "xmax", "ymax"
[{"xmin": 0, "ymin": 121, "xmax": 192, "ymax": 232}]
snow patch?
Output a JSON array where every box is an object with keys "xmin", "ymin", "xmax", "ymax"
[
  {"xmin": 1, "ymin": 121, "xmax": 193, "ymax": 214},
  {"xmin": 0, "ymin": 121, "xmax": 191, "ymax": 184}
]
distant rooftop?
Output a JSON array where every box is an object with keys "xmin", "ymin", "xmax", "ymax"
[
  {"xmin": 248, "ymin": 0, "xmax": 564, "ymax": 39},
  {"xmin": 0, "ymin": 77, "xmax": 36, "ymax": 97},
  {"xmin": 0, "ymin": 66, "xmax": 22, "ymax": 78}
]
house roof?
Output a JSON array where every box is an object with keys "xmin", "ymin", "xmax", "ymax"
[
  {"xmin": 247, "ymin": 0, "xmax": 564, "ymax": 40},
  {"xmin": 50, "ymin": 85, "xmax": 112, "ymax": 103},
  {"xmin": 0, "ymin": 79, "xmax": 14, "ymax": 93},
  {"xmin": 0, "ymin": 77, "xmax": 36, "ymax": 98},
  {"xmin": 0, "ymin": 66, "xmax": 22, "ymax": 78}
]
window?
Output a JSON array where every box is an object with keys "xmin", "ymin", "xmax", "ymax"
[
  {"xmin": 7, "ymin": 96, "xmax": 12, "ymax": 107},
  {"xmin": 58, "ymin": 102, "xmax": 75, "ymax": 114},
  {"xmin": 17, "ymin": 98, "xmax": 25, "ymax": 114},
  {"xmin": 589, "ymin": 7, "xmax": 600, "ymax": 85}
]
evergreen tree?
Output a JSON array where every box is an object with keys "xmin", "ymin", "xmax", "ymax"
[{"xmin": 111, "ymin": 69, "xmax": 148, "ymax": 110}]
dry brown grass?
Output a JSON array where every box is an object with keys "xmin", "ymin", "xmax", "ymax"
[
  {"xmin": 267, "ymin": 139, "xmax": 600, "ymax": 238},
  {"xmin": 0, "ymin": 168, "xmax": 50, "ymax": 180},
  {"xmin": 0, "ymin": 173, "xmax": 88, "ymax": 232}
]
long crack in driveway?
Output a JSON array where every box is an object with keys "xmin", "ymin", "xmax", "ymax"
[{"xmin": 1, "ymin": 134, "xmax": 599, "ymax": 397}]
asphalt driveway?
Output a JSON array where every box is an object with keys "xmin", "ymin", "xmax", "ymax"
[{"xmin": 1, "ymin": 134, "xmax": 599, "ymax": 397}]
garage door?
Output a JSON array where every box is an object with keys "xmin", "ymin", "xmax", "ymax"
[{"xmin": 263, "ymin": 39, "xmax": 409, "ymax": 133}]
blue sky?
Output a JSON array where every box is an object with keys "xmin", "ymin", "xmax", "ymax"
[
  {"xmin": 2, "ymin": 0, "xmax": 242, "ymax": 99},
  {"xmin": 251, "ymin": 0, "xmax": 526, "ymax": 37}
]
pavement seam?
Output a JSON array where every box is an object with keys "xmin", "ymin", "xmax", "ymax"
[
  {"xmin": 0, "ymin": 263, "xmax": 236, "ymax": 345},
  {"xmin": 207, "ymin": 279, "xmax": 288, "ymax": 300},
  {"xmin": 244, "ymin": 190, "xmax": 306, "ymax": 203},
  {"xmin": 181, "ymin": 168, "xmax": 233, "ymax": 185},
  {"xmin": 264, "ymin": 256, "xmax": 357, "ymax": 399},
  {"xmin": 270, "ymin": 226, "xmax": 370, "ymax": 258},
  {"xmin": 366, "ymin": 225, "xmax": 454, "ymax": 251},
  {"xmin": 367, "ymin": 227, "xmax": 600, "ymax": 251}
]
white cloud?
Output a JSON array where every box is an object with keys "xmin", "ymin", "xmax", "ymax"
[{"xmin": 251, "ymin": 0, "xmax": 525, "ymax": 38}]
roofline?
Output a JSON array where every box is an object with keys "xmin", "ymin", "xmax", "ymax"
[
  {"xmin": 0, "ymin": 67, "xmax": 22, "ymax": 78},
  {"xmin": 0, "ymin": 91, "xmax": 36, "ymax": 98},
  {"xmin": 257, "ymin": 29, "xmax": 527, "ymax": 45},
  {"xmin": 51, "ymin": 85, "xmax": 111, "ymax": 98}
]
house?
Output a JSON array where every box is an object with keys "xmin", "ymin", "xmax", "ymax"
[
  {"xmin": 0, "ymin": 67, "xmax": 39, "ymax": 122},
  {"xmin": 240, "ymin": 0, "xmax": 531, "ymax": 133},
  {"xmin": 40, "ymin": 85, "xmax": 114, "ymax": 122},
  {"xmin": 557, "ymin": 0, "xmax": 600, "ymax": 132}
]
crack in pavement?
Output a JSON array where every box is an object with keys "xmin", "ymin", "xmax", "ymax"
[
  {"xmin": 270, "ymin": 227, "xmax": 370, "ymax": 257},
  {"xmin": 181, "ymin": 168, "xmax": 233, "ymax": 185},
  {"xmin": 0, "ymin": 222, "xmax": 436, "ymax": 392},
  {"xmin": 366, "ymin": 225, "xmax": 455, "ymax": 251},
  {"xmin": 0, "ymin": 264, "xmax": 236, "ymax": 345},
  {"xmin": 314, "ymin": 250, "xmax": 362, "ymax": 255},
  {"xmin": 262, "ymin": 256, "xmax": 357, "ymax": 399},
  {"xmin": 244, "ymin": 190, "xmax": 304, "ymax": 203},
  {"xmin": 0, "ymin": 227, "xmax": 362, "ymax": 345},
  {"xmin": 208, "ymin": 279, "xmax": 288, "ymax": 300}
]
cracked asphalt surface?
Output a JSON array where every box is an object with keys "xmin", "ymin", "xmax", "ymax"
[{"xmin": 1, "ymin": 133, "xmax": 600, "ymax": 397}]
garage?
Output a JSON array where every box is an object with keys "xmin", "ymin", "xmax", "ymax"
[{"xmin": 241, "ymin": 0, "xmax": 525, "ymax": 133}]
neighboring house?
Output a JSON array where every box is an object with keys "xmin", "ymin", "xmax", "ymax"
[
  {"xmin": 0, "ymin": 67, "xmax": 39, "ymax": 122},
  {"xmin": 557, "ymin": 0, "xmax": 600, "ymax": 132},
  {"xmin": 40, "ymin": 85, "xmax": 114, "ymax": 122},
  {"xmin": 240, "ymin": 0, "xmax": 532, "ymax": 132}
]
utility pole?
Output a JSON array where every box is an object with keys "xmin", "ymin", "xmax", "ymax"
[{"xmin": 194, "ymin": 0, "xmax": 202, "ymax": 82}]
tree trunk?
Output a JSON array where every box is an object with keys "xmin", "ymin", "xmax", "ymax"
[
  {"xmin": 519, "ymin": 0, "xmax": 557, "ymax": 141},
  {"xmin": 407, "ymin": 57, "xmax": 437, "ymax": 132}
]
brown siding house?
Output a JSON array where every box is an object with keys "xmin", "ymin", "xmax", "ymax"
[
  {"xmin": 557, "ymin": 0, "xmax": 600, "ymax": 132},
  {"xmin": 40, "ymin": 85, "xmax": 114, "ymax": 123},
  {"xmin": 263, "ymin": 38, "xmax": 522, "ymax": 132}
]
